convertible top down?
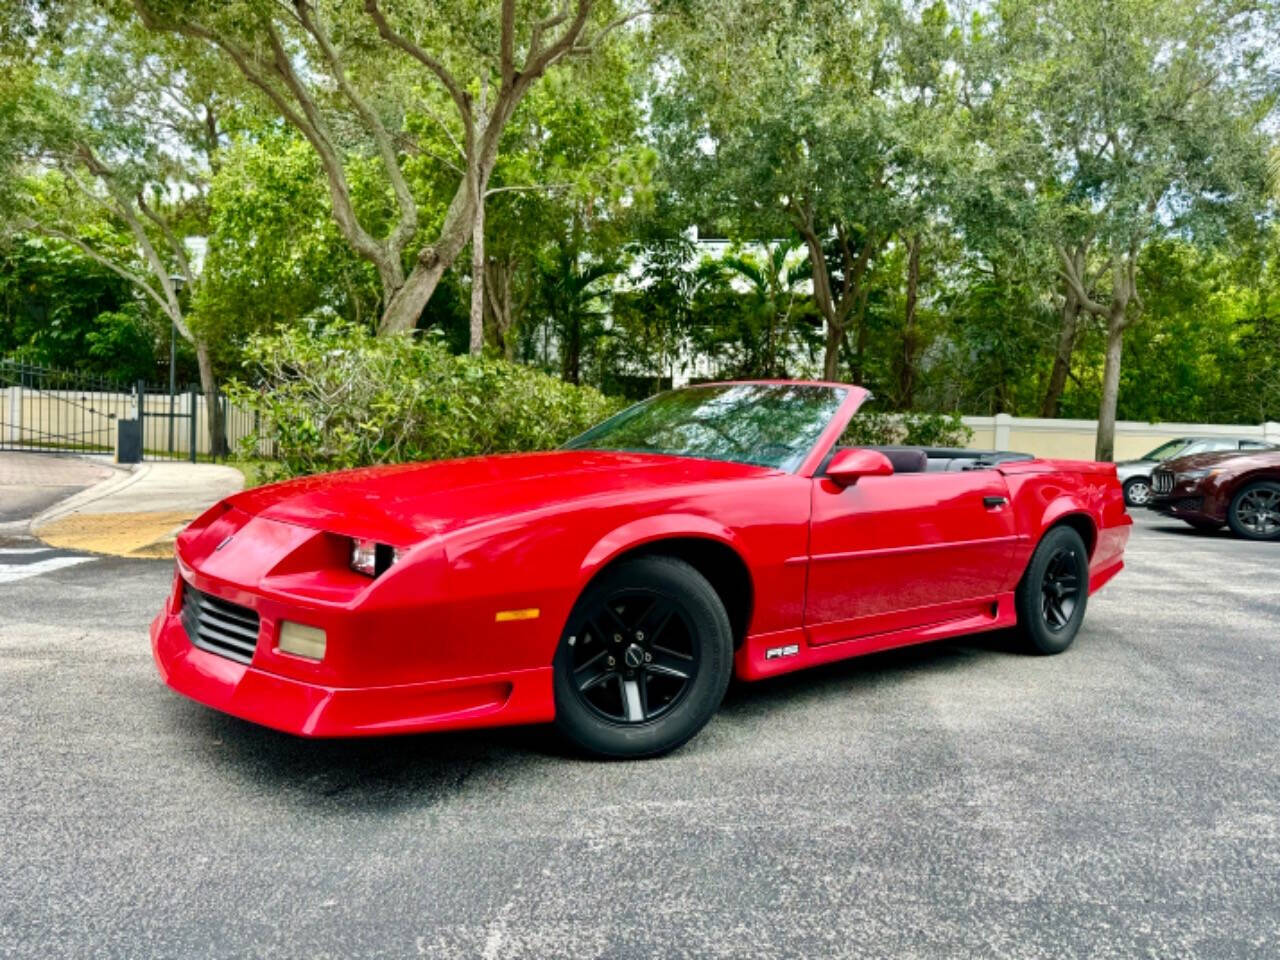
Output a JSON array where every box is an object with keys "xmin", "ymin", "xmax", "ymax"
[{"xmin": 151, "ymin": 381, "xmax": 1130, "ymax": 757}]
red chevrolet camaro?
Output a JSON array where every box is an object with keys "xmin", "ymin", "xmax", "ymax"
[{"xmin": 151, "ymin": 381, "xmax": 1130, "ymax": 758}]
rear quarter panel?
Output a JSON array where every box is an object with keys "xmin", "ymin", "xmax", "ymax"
[{"xmin": 1000, "ymin": 460, "xmax": 1130, "ymax": 592}]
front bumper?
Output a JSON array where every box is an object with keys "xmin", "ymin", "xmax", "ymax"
[
  {"xmin": 150, "ymin": 587, "xmax": 554, "ymax": 738},
  {"xmin": 1147, "ymin": 491, "xmax": 1227, "ymax": 525}
]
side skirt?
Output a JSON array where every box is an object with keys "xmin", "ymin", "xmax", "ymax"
[{"xmin": 734, "ymin": 592, "xmax": 1018, "ymax": 681}]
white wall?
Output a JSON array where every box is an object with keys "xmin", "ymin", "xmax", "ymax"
[{"xmin": 961, "ymin": 413, "xmax": 1280, "ymax": 461}]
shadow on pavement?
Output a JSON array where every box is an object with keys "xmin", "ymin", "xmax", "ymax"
[
  {"xmin": 720, "ymin": 629, "xmax": 1023, "ymax": 717},
  {"xmin": 162, "ymin": 629, "xmax": 1029, "ymax": 810},
  {"xmin": 1144, "ymin": 521, "xmax": 1236, "ymax": 539},
  {"xmin": 161, "ymin": 694, "xmax": 573, "ymax": 813}
]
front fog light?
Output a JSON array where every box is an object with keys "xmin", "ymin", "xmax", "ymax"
[{"xmin": 278, "ymin": 621, "xmax": 326, "ymax": 660}]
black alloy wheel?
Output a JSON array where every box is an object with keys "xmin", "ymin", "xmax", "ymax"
[
  {"xmin": 567, "ymin": 588, "xmax": 698, "ymax": 724},
  {"xmin": 1015, "ymin": 525, "xmax": 1090, "ymax": 655},
  {"xmin": 553, "ymin": 555, "xmax": 733, "ymax": 759},
  {"xmin": 1123, "ymin": 477, "xmax": 1152, "ymax": 507},
  {"xmin": 1040, "ymin": 546, "xmax": 1083, "ymax": 632},
  {"xmin": 1228, "ymin": 481, "xmax": 1280, "ymax": 541}
]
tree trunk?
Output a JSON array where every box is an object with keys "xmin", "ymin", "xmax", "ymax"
[
  {"xmin": 485, "ymin": 257, "xmax": 519, "ymax": 361},
  {"xmin": 852, "ymin": 294, "xmax": 869, "ymax": 385},
  {"xmin": 562, "ymin": 317, "xmax": 582, "ymax": 385},
  {"xmin": 469, "ymin": 194, "xmax": 485, "ymax": 355},
  {"xmin": 796, "ymin": 225, "xmax": 842, "ymax": 381},
  {"xmin": 822, "ymin": 321, "xmax": 841, "ymax": 380},
  {"xmin": 1095, "ymin": 315, "xmax": 1125, "ymax": 461},
  {"xmin": 467, "ymin": 80, "xmax": 489, "ymax": 354},
  {"xmin": 1092, "ymin": 251, "xmax": 1141, "ymax": 461},
  {"xmin": 1041, "ymin": 283, "xmax": 1081, "ymax": 418},
  {"xmin": 378, "ymin": 170, "xmax": 479, "ymax": 334},
  {"xmin": 898, "ymin": 232, "xmax": 921, "ymax": 408},
  {"xmin": 194, "ymin": 338, "xmax": 227, "ymax": 458}
]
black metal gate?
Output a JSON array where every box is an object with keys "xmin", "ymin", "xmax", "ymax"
[
  {"xmin": 136, "ymin": 380, "xmax": 201, "ymax": 462},
  {"xmin": 0, "ymin": 360, "xmax": 134, "ymax": 456},
  {"xmin": 0, "ymin": 359, "xmax": 245, "ymax": 462}
]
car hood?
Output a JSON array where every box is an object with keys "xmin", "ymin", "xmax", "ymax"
[
  {"xmin": 1160, "ymin": 449, "xmax": 1280, "ymax": 473},
  {"xmin": 224, "ymin": 450, "xmax": 780, "ymax": 545},
  {"xmin": 1115, "ymin": 458, "xmax": 1155, "ymax": 468}
]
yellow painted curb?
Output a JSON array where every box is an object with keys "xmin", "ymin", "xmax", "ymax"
[{"xmin": 35, "ymin": 511, "xmax": 192, "ymax": 558}]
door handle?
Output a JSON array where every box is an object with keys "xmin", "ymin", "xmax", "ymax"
[{"xmin": 983, "ymin": 496, "xmax": 1008, "ymax": 509}]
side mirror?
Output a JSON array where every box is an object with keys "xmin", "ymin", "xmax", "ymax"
[{"xmin": 826, "ymin": 447, "xmax": 894, "ymax": 487}]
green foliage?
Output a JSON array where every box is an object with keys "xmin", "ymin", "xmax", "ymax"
[
  {"xmin": 0, "ymin": 230, "xmax": 161, "ymax": 376},
  {"xmin": 192, "ymin": 131, "xmax": 382, "ymax": 364},
  {"xmin": 3, "ymin": 0, "xmax": 1279, "ymax": 438},
  {"xmin": 84, "ymin": 305, "xmax": 157, "ymax": 382},
  {"xmin": 843, "ymin": 410, "xmax": 972, "ymax": 448},
  {"xmin": 228, "ymin": 322, "xmax": 623, "ymax": 479}
]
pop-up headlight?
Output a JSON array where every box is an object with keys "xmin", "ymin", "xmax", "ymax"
[{"xmin": 349, "ymin": 538, "xmax": 403, "ymax": 577}]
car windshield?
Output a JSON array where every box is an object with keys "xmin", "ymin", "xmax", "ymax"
[
  {"xmin": 1141, "ymin": 439, "xmax": 1191, "ymax": 461},
  {"xmin": 564, "ymin": 383, "xmax": 846, "ymax": 471}
]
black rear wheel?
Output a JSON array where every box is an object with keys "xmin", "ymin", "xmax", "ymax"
[
  {"xmin": 1227, "ymin": 481, "xmax": 1280, "ymax": 541},
  {"xmin": 1015, "ymin": 525, "xmax": 1089, "ymax": 655},
  {"xmin": 553, "ymin": 555, "xmax": 733, "ymax": 759}
]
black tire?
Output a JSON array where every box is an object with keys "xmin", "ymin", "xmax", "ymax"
[
  {"xmin": 1123, "ymin": 476, "xmax": 1153, "ymax": 508},
  {"xmin": 1182, "ymin": 518, "xmax": 1222, "ymax": 533},
  {"xmin": 1014, "ymin": 525, "xmax": 1089, "ymax": 655},
  {"xmin": 553, "ymin": 555, "xmax": 733, "ymax": 759},
  {"xmin": 1227, "ymin": 481, "xmax": 1280, "ymax": 541}
]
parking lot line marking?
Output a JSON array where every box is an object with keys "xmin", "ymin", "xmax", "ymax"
[
  {"xmin": 0, "ymin": 547, "xmax": 53, "ymax": 555},
  {"xmin": 0, "ymin": 555, "xmax": 95, "ymax": 584}
]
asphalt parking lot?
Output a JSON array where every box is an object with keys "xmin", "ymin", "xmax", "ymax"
[{"xmin": 2, "ymin": 510, "xmax": 1278, "ymax": 959}]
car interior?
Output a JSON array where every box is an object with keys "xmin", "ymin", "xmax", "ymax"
[{"xmin": 831, "ymin": 446, "xmax": 1035, "ymax": 474}]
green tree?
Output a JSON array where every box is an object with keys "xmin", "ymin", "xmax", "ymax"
[
  {"xmin": 1, "ymin": 12, "xmax": 238, "ymax": 450},
  {"xmin": 655, "ymin": 0, "xmax": 969, "ymax": 381},
  {"xmin": 194, "ymin": 130, "xmax": 383, "ymax": 356},
  {"xmin": 135, "ymin": 0, "xmax": 646, "ymax": 344},
  {"xmin": 984, "ymin": 0, "xmax": 1275, "ymax": 457},
  {"xmin": 467, "ymin": 51, "xmax": 652, "ymax": 361}
]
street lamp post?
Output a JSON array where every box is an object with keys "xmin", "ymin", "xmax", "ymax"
[{"xmin": 168, "ymin": 274, "xmax": 185, "ymax": 456}]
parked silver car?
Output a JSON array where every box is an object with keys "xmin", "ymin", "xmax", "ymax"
[{"xmin": 1116, "ymin": 436, "xmax": 1277, "ymax": 506}]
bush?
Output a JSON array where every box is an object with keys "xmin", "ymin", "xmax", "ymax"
[
  {"xmin": 227, "ymin": 323, "xmax": 622, "ymax": 480},
  {"xmin": 843, "ymin": 410, "xmax": 973, "ymax": 448}
]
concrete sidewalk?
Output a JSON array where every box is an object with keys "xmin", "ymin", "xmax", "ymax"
[
  {"xmin": 30, "ymin": 460, "xmax": 244, "ymax": 558},
  {"xmin": 0, "ymin": 452, "xmax": 119, "ymax": 527}
]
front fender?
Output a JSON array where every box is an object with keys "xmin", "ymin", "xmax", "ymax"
[{"xmin": 578, "ymin": 513, "xmax": 747, "ymax": 590}]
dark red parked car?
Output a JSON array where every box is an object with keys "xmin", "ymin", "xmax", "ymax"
[{"xmin": 1149, "ymin": 449, "xmax": 1280, "ymax": 540}]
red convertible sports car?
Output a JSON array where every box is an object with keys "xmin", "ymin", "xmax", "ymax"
[{"xmin": 151, "ymin": 382, "xmax": 1130, "ymax": 758}]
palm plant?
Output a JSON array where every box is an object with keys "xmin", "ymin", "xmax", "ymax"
[{"xmin": 717, "ymin": 240, "xmax": 810, "ymax": 377}]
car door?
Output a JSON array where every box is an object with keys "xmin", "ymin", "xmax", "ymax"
[{"xmin": 804, "ymin": 465, "xmax": 1019, "ymax": 645}]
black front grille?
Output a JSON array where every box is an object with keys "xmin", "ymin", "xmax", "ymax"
[
  {"xmin": 181, "ymin": 584, "xmax": 260, "ymax": 664},
  {"xmin": 1153, "ymin": 469, "xmax": 1174, "ymax": 494}
]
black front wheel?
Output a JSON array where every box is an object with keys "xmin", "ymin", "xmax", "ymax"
[
  {"xmin": 1015, "ymin": 525, "xmax": 1089, "ymax": 655},
  {"xmin": 1227, "ymin": 481, "xmax": 1280, "ymax": 541},
  {"xmin": 553, "ymin": 555, "xmax": 733, "ymax": 759}
]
